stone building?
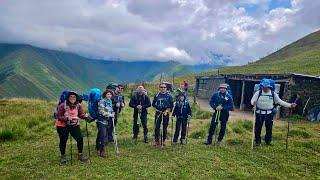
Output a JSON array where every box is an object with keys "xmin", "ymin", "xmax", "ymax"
[{"xmin": 195, "ymin": 73, "xmax": 320, "ymax": 117}]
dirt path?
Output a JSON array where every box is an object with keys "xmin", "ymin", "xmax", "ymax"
[{"xmin": 193, "ymin": 97, "xmax": 254, "ymax": 121}]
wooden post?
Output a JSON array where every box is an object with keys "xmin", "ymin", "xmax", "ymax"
[{"xmin": 240, "ymin": 80, "xmax": 245, "ymax": 110}]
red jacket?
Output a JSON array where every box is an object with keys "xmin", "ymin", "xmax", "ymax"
[{"xmin": 56, "ymin": 102, "xmax": 86, "ymax": 127}]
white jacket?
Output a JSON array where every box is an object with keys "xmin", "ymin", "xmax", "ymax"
[{"xmin": 251, "ymin": 90, "xmax": 291, "ymax": 114}]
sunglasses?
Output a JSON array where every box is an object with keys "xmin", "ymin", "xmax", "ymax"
[{"xmin": 160, "ymin": 86, "xmax": 167, "ymax": 88}]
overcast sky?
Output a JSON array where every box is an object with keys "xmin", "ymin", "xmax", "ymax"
[{"xmin": 0, "ymin": 0, "xmax": 319, "ymax": 65}]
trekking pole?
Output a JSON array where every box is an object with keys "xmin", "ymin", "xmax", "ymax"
[
  {"xmin": 153, "ymin": 112, "xmax": 162, "ymax": 146},
  {"xmin": 112, "ymin": 117, "xmax": 119, "ymax": 154},
  {"xmin": 286, "ymin": 96, "xmax": 299, "ymax": 150},
  {"xmin": 135, "ymin": 111, "xmax": 140, "ymax": 145},
  {"xmin": 85, "ymin": 121, "xmax": 91, "ymax": 163},
  {"xmin": 170, "ymin": 102, "xmax": 176, "ymax": 146},
  {"xmin": 70, "ymin": 130, "xmax": 73, "ymax": 165},
  {"xmin": 302, "ymin": 97, "xmax": 310, "ymax": 115},
  {"xmin": 186, "ymin": 116, "xmax": 190, "ymax": 144},
  {"xmin": 160, "ymin": 113, "xmax": 164, "ymax": 148},
  {"xmin": 214, "ymin": 110, "xmax": 221, "ymax": 143},
  {"xmin": 251, "ymin": 106, "xmax": 256, "ymax": 149},
  {"xmin": 171, "ymin": 115, "xmax": 174, "ymax": 146}
]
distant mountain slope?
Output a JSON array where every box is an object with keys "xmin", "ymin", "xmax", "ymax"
[
  {"xmin": 0, "ymin": 43, "xmax": 219, "ymax": 99},
  {"xmin": 219, "ymin": 30, "xmax": 320, "ymax": 75}
]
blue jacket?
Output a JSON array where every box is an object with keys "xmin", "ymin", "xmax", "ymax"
[
  {"xmin": 112, "ymin": 93, "xmax": 125, "ymax": 113},
  {"xmin": 97, "ymin": 98, "xmax": 113, "ymax": 124},
  {"xmin": 172, "ymin": 100, "xmax": 192, "ymax": 119},
  {"xmin": 152, "ymin": 92, "xmax": 173, "ymax": 111},
  {"xmin": 209, "ymin": 92, "xmax": 234, "ymax": 112}
]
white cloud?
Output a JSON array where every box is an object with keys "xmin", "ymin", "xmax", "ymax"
[
  {"xmin": 0, "ymin": 0, "xmax": 319, "ymax": 65},
  {"xmin": 157, "ymin": 47, "xmax": 193, "ymax": 63}
]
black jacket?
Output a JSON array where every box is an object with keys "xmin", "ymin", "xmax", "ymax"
[
  {"xmin": 129, "ymin": 93, "xmax": 151, "ymax": 115},
  {"xmin": 152, "ymin": 92, "xmax": 173, "ymax": 111},
  {"xmin": 172, "ymin": 100, "xmax": 192, "ymax": 119}
]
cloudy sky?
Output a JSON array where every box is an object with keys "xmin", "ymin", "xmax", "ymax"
[{"xmin": 0, "ymin": 0, "xmax": 319, "ymax": 65}]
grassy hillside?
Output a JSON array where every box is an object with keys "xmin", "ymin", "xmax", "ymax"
[
  {"xmin": 0, "ymin": 44, "xmax": 219, "ymax": 100},
  {"xmin": 0, "ymin": 98, "xmax": 319, "ymax": 179},
  {"xmin": 220, "ymin": 30, "xmax": 320, "ymax": 75}
]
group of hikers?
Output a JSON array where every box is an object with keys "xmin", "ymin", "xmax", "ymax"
[{"xmin": 54, "ymin": 79, "xmax": 297, "ymax": 164}]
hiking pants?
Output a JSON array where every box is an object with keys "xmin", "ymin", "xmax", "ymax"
[
  {"xmin": 133, "ymin": 112, "xmax": 148, "ymax": 138},
  {"xmin": 207, "ymin": 110, "xmax": 229, "ymax": 143},
  {"xmin": 155, "ymin": 111, "xmax": 169, "ymax": 142},
  {"xmin": 57, "ymin": 125, "xmax": 83, "ymax": 155},
  {"xmin": 255, "ymin": 113, "xmax": 274, "ymax": 144},
  {"xmin": 173, "ymin": 117, "xmax": 188, "ymax": 142},
  {"xmin": 107, "ymin": 118, "xmax": 115, "ymax": 142},
  {"xmin": 96, "ymin": 122, "xmax": 108, "ymax": 150}
]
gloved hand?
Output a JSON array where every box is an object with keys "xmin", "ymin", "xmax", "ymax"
[
  {"xmin": 291, "ymin": 103, "xmax": 297, "ymax": 108},
  {"xmin": 108, "ymin": 113, "xmax": 115, "ymax": 118},
  {"xmin": 103, "ymin": 112, "xmax": 110, "ymax": 117},
  {"xmin": 252, "ymin": 106, "xmax": 256, "ymax": 114},
  {"xmin": 85, "ymin": 115, "xmax": 95, "ymax": 123},
  {"xmin": 216, "ymin": 105, "xmax": 223, "ymax": 111}
]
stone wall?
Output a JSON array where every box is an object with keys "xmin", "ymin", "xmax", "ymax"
[{"xmin": 282, "ymin": 76, "xmax": 320, "ymax": 117}]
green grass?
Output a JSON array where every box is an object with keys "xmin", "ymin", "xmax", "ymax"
[{"xmin": 0, "ymin": 98, "xmax": 320, "ymax": 179}]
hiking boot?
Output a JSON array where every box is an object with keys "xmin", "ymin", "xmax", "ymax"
[
  {"xmin": 154, "ymin": 140, "xmax": 160, "ymax": 146},
  {"xmin": 204, "ymin": 140, "xmax": 212, "ymax": 145},
  {"xmin": 133, "ymin": 136, "xmax": 138, "ymax": 143},
  {"xmin": 99, "ymin": 148, "xmax": 106, "ymax": 158},
  {"xmin": 78, "ymin": 154, "xmax": 88, "ymax": 162},
  {"xmin": 266, "ymin": 142, "xmax": 273, "ymax": 146},
  {"xmin": 215, "ymin": 141, "xmax": 221, "ymax": 146},
  {"xmin": 143, "ymin": 136, "xmax": 149, "ymax": 143},
  {"xmin": 181, "ymin": 139, "xmax": 187, "ymax": 145},
  {"xmin": 172, "ymin": 141, "xmax": 178, "ymax": 146},
  {"xmin": 60, "ymin": 155, "xmax": 67, "ymax": 164},
  {"xmin": 255, "ymin": 142, "xmax": 261, "ymax": 147}
]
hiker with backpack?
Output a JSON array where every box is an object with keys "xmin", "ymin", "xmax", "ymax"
[
  {"xmin": 97, "ymin": 89, "xmax": 115, "ymax": 157},
  {"xmin": 82, "ymin": 88, "xmax": 102, "ymax": 157},
  {"xmin": 204, "ymin": 83, "xmax": 234, "ymax": 145},
  {"xmin": 172, "ymin": 92, "xmax": 192, "ymax": 145},
  {"xmin": 55, "ymin": 91, "xmax": 89, "ymax": 163},
  {"xmin": 152, "ymin": 83, "xmax": 174, "ymax": 146},
  {"xmin": 251, "ymin": 79, "xmax": 297, "ymax": 146},
  {"xmin": 129, "ymin": 85, "xmax": 151, "ymax": 143},
  {"xmin": 108, "ymin": 84, "xmax": 125, "ymax": 143}
]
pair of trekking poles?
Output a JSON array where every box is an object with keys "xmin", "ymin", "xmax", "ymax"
[
  {"xmin": 213, "ymin": 109, "xmax": 221, "ymax": 143},
  {"xmin": 250, "ymin": 96, "xmax": 299, "ymax": 150},
  {"xmin": 69, "ymin": 109, "xmax": 120, "ymax": 164},
  {"xmin": 152, "ymin": 102, "xmax": 173, "ymax": 147},
  {"xmin": 134, "ymin": 107, "xmax": 143, "ymax": 145},
  {"xmin": 250, "ymin": 106, "xmax": 291, "ymax": 150},
  {"xmin": 68, "ymin": 119, "xmax": 92, "ymax": 165},
  {"xmin": 152, "ymin": 106, "xmax": 191, "ymax": 147}
]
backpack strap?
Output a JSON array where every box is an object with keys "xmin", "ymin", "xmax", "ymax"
[
  {"xmin": 256, "ymin": 89, "xmax": 277, "ymax": 112},
  {"xmin": 64, "ymin": 101, "xmax": 80, "ymax": 111}
]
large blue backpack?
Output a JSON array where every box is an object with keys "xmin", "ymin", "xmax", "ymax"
[
  {"xmin": 53, "ymin": 90, "xmax": 71, "ymax": 119},
  {"xmin": 83, "ymin": 88, "xmax": 101, "ymax": 120},
  {"xmin": 255, "ymin": 79, "xmax": 278, "ymax": 113}
]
